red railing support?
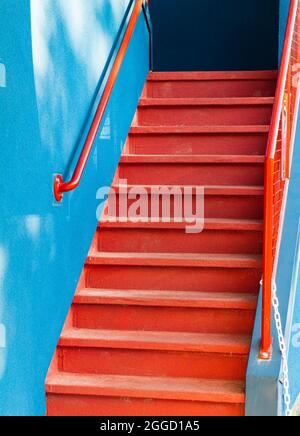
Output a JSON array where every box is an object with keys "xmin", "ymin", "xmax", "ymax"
[
  {"xmin": 54, "ymin": 0, "xmax": 148, "ymax": 202},
  {"xmin": 260, "ymin": 157, "xmax": 274, "ymax": 360},
  {"xmin": 260, "ymin": 0, "xmax": 300, "ymax": 359}
]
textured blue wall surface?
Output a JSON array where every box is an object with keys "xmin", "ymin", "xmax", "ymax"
[
  {"xmin": 246, "ymin": 0, "xmax": 300, "ymax": 416},
  {"xmin": 0, "ymin": 0, "xmax": 149, "ymax": 416},
  {"xmin": 150, "ymin": 0, "xmax": 279, "ymax": 72},
  {"xmin": 285, "ymin": 220, "xmax": 300, "ymax": 409},
  {"xmin": 246, "ymin": 124, "xmax": 300, "ymax": 416}
]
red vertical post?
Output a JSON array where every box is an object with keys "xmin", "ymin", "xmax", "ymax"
[
  {"xmin": 285, "ymin": 63, "xmax": 292, "ymax": 180},
  {"xmin": 260, "ymin": 157, "xmax": 274, "ymax": 360}
]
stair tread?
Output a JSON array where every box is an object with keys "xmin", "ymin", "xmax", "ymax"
[
  {"xmin": 86, "ymin": 252, "xmax": 262, "ymax": 268},
  {"xmin": 121, "ymin": 155, "xmax": 265, "ymax": 164},
  {"xmin": 139, "ymin": 97, "xmax": 274, "ymax": 106},
  {"xmin": 100, "ymin": 218, "xmax": 263, "ymax": 231},
  {"xmin": 130, "ymin": 125, "xmax": 270, "ymax": 134},
  {"xmin": 113, "ymin": 184, "xmax": 264, "ymax": 196},
  {"xmin": 74, "ymin": 288, "xmax": 258, "ymax": 310},
  {"xmin": 148, "ymin": 71, "xmax": 277, "ymax": 81},
  {"xmin": 46, "ymin": 372, "xmax": 245, "ymax": 403},
  {"xmin": 59, "ymin": 328, "xmax": 251, "ymax": 354}
]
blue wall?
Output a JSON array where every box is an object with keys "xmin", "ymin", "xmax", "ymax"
[
  {"xmin": 246, "ymin": 0, "xmax": 300, "ymax": 416},
  {"xmin": 246, "ymin": 125, "xmax": 300, "ymax": 415},
  {"xmin": 150, "ymin": 0, "xmax": 280, "ymax": 72},
  {"xmin": 279, "ymin": 0, "xmax": 290, "ymax": 56},
  {"xmin": 0, "ymin": 0, "xmax": 149, "ymax": 416},
  {"xmin": 286, "ymin": 220, "xmax": 300, "ymax": 409}
]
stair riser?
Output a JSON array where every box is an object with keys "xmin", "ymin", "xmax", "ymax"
[
  {"xmin": 85, "ymin": 265, "xmax": 262, "ymax": 294},
  {"xmin": 73, "ymin": 304, "xmax": 255, "ymax": 335},
  {"xmin": 128, "ymin": 132, "xmax": 268, "ymax": 156},
  {"xmin": 106, "ymin": 194, "xmax": 264, "ymax": 220},
  {"xmin": 136, "ymin": 105, "xmax": 273, "ymax": 126},
  {"xmin": 47, "ymin": 394, "xmax": 245, "ymax": 416},
  {"xmin": 145, "ymin": 80, "xmax": 276, "ymax": 99},
  {"xmin": 97, "ymin": 228, "xmax": 263, "ymax": 254},
  {"xmin": 59, "ymin": 347, "xmax": 248, "ymax": 380},
  {"xmin": 119, "ymin": 163, "xmax": 264, "ymax": 186}
]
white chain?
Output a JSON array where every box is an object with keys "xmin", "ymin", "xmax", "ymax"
[{"xmin": 271, "ymin": 280, "xmax": 292, "ymax": 417}]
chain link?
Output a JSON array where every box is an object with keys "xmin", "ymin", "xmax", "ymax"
[{"xmin": 271, "ymin": 280, "xmax": 292, "ymax": 417}]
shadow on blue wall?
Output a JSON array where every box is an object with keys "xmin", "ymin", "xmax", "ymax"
[
  {"xmin": 150, "ymin": 0, "xmax": 279, "ymax": 72},
  {"xmin": 0, "ymin": 0, "xmax": 149, "ymax": 415},
  {"xmin": 279, "ymin": 0, "xmax": 291, "ymax": 56}
]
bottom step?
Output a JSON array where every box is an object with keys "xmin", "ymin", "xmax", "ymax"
[{"xmin": 46, "ymin": 373, "xmax": 245, "ymax": 416}]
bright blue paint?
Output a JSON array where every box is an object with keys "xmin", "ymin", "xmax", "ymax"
[
  {"xmin": 0, "ymin": 63, "xmax": 5, "ymax": 88},
  {"xmin": 149, "ymin": 0, "xmax": 280, "ymax": 72},
  {"xmin": 0, "ymin": 0, "xmax": 149, "ymax": 416},
  {"xmin": 246, "ymin": 123, "xmax": 300, "ymax": 417},
  {"xmin": 279, "ymin": 0, "xmax": 290, "ymax": 58},
  {"xmin": 246, "ymin": 0, "xmax": 300, "ymax": 416},
  {"xmin": 272, "ymin": 118, "xmax": 300, "ymax": 415},
  {"xmin": 246, "ymin": 288, "xmax": 281, "ymax": 416},
  {"xmin": 285, "ymin": 220, "xmax": 300, "ymax": 408}
]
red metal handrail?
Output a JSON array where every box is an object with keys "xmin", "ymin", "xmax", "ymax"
[
  {"xmin": 54, "ymin": 0, "xmax": 148, "ymax": 202},
  {"xmin": 261, "ymin": 0, "xmax": 300, "ymax": 359}
]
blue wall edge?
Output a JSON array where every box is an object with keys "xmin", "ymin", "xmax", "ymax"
[{"xmin": 246, "ymin": 290, "xmax": 282, "ymax": 416}]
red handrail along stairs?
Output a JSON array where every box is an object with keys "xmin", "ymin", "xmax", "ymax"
[
  {"xmin": 261, "ymin": 0, "xmax": 300, "ymax": 359},
  {"xmin": 53, "ymin": 0, "xmax": 149, "ymax": 202}
]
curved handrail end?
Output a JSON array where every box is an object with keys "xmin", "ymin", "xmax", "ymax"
[{"xmin": 54, "ymin": 175, "xmax": 64, "ymax": 203}]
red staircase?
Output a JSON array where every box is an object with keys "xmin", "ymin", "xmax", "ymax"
[{"xmin": 46, "ymin": 71, "xmax": 276, "ymax": 416}]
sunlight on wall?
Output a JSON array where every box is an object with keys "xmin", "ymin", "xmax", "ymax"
[
  {"xmin": 0, "ymin": 325, "xmax": 6, "ymax": 349},
  {"xmin": 30, "ymin": 0, "xmax": 131, "ymax": 160},
  {"xmin": 0, "ymin": 246, "xmax": 8, "ymax": 379},
  {"xmin": 57, "ymin": 0, "xmax": 129, "ymax": 87},
  {"xmin": 0, "ymin": 247, "xmax": 7, "ymax": 321},
  {"xmin": 0, "ymin": 64, "xmax": 6, "ymax": 88},
  {"xmin": 31, "ymin": 0, "xmax": 129, "ymax": 95},
  {"xmin": 293, "ymin": 395, "xmax": 300, "ymax": 416},
  {"xmin": 25, "ymin": 216, "xmax": 41, "ymax": 242},
  {"xmin": 30, "ymin": 0, "xmax": 56, "ymax": 99}
]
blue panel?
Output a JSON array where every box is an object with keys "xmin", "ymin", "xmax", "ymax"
[
  {"xmin": 285, "ymin": 221, "xmax": 300, "ymax": 408},
  {"xmin": 279, "ymin": 0, "xmax": 291, "ymax": 58},
  {"xmin": 246, "ymin": 125, "xmax": 300, "ymax": 417},
  {"xmin": 0, "ymin": 0, "xmax": 149, "ymax": 416},
  {"xmin": 246, "ymin": 0, "xmax": 298, "ymax": 416},
  {"xmin": 150, "ymin": 0, "xmax": 279, "ymax": 72}
]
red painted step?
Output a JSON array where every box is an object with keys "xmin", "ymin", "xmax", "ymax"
[
  {"xmin": 74, "ymin": 289, "xmax": 257, "ymax": 311},
  {"xmin": 58, "ymin": 328, "xmax": 250, "ymax": 380},
  {"xmin": 98, "ymin": 219, "xmax": 263, "ymax": 254},
  {"xmin": 135, "ymin": 97, "xmax": 274, "ymax": 127},
  {"xmin": 47, "ymin": 70, "xmax": 274, "ymax": 416},
  {"xmin": 86, "ymin": 252, "xmax": 262, "ymax": 269},
  {"xmin": 46, "ymin": 373, "xmax": 245, "ymax": 416},
  {"xmin": 119, "ymin": 155, "xmax": 264, "ymax": 186},
  {"xmin": 73, "ymin": 289, "xmax": 257, "ymax": 334},
  {"xmin": 107, "ymin": 185, "xmax": 264, "ymax": 220},
  {"xmin": 128, "ymin": 126, "xmax": 269, "ymax": 156},
  {"xmin": 85, "ymin": 264, "xmax": 262, "ymax": 294},
  {"xmin": 74, "ymin": 288, "xmax": 258, "ymax": 309},
  {"xmin": 145, "ymin": 71, "xmax": 277, "ymax": 99}
]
